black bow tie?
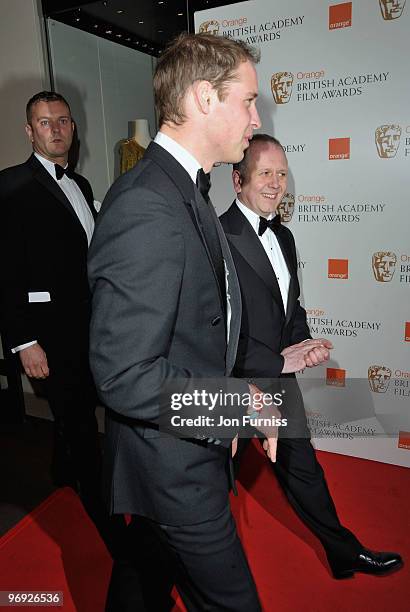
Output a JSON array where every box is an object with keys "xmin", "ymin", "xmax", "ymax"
[
  {"xmin": 258, "ymin": 214, "xmax": 281, "ymax": 236},
  {"xmin": 55, "ymin": 164, "xmax": 75, "ymax": 180},
  {"xmin": 196, "ymin": 169, "xmax": 211, "ymax": 202}
]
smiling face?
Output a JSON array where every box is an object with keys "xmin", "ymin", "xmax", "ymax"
[
  {"xmin": 234, "ymin": 142, "xmax": 288, "ymax": 217},
  {"xmin": 208, "ymin": 60, "xmax": 261, "ymax": 165},
  {"xmin": 25, "ymin": 100, "xmax": 74, "ymax": 166}
]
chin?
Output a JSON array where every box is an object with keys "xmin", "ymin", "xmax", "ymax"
[{"xmin": 224, "ymin": 152, "xmax": 244, "ymax": 165}]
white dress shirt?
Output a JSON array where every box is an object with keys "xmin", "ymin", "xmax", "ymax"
[
  {"xmin": 12, "ymin": 153, "xmax": 95, "ymax": 354},
  {"xmin": 35, "ymin": 153, "xmax": 95, "ymax": 245},
  {"xmin": 235, "ymin": 198, "xmax": 290, "ymax": 310},
  {"xmin": 154, "ymin": 132, "xmax": 232, "ymax": 339}
]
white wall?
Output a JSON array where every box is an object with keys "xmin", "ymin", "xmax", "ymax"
[
  {"xmin": 0, "ymin": 0, "xmax": 49, "ymax": 170},
  {"xmin": 48, "ymin": 20, "xmax": 157, "ymax": 202}
]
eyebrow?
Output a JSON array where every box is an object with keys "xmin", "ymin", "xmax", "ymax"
[
  {"xmin": 36, "ymin": 115, "xmax": 70, "ymax": 120},
  {"xmin": 258, "ymin": 165, "xmax": 287, "ymax": 170},
  {"xmin": 246, "ymin": 92, "xmax": 258, "ymax": 99}
]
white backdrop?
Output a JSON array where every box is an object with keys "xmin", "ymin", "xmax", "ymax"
[{"xmin": 195, "ymin": 0, "xmax": 410, "ymax": 467}]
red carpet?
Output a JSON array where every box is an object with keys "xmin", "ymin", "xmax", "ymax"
[
  {"xmin": 0, "ymin": 489, "xmax": 112, "ymax": 611},
  {"xmin": 0, "ymin": 443, "xmax": 409, "ymax": 611},
  {"xmin": 229, "ymin": 442, "xmax": 410, "ymax": 612}
]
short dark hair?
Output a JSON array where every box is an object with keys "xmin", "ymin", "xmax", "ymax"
[
  {"xmin": 153, "ymin": 32, "xmax": 260, "ymax": 127},
  {"xmin": 233, "ymin": 134, "xmax": 284, "ymax": 183},
  {"xmin": 26, "ymin": 91, "xmax": 71, "ymax": 123}
]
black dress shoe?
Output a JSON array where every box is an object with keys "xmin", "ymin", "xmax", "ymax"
[{"xmin": 330, "ymin": 549, "xmax": 403, "ymax": 579}]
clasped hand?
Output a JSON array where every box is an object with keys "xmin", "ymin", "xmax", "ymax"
[
  {"xmin": 241, "ymin": 338, "xmax": 333, "ymax": 464},
  {"xmin": 281, "ymin": 338, "xmax": 333, "ymax": 373}
]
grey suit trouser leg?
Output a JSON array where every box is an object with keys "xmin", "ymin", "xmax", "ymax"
[{"xmin": 138, "ymin": 505, "xmax": 261, "ymax": 612}]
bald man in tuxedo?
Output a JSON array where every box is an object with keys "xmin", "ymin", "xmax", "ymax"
[{"xmin": 220, "ymin": 133, "xmax": 403, "ymax": 579}]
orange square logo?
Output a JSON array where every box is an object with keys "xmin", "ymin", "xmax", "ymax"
[
  {"xmin": 329, "ymin": 137, "xmax": 350, "ymax": 160},
  {"xmin": 405, "ymin": 322, "xmax": 410, "ymax": 342},
  {"xmin": 398, "ymin": 431, "xmax": 410, "ymax": 450},
  {"xmin": 329, "ymin": 2, "xmax": 352, "ymax": 30},
  {"xmin": 326, "ymin": 368, "xmax": 346, "ymax": 387},
  {"xmin": 328, "ymin": 259, "xmax": 348, "ymax": 279}
]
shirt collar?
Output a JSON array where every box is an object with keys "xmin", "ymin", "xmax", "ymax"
[
  {"xmin": 34, "ymin": 152, "xmax": 68, "ymax": 182},
  {"xmin": 235, "ymin": 197, "xmax": 274, "ymax": 234},
  {"xmin": 154, "ymin": 132, "xmax": 201, "ymax": 184}
]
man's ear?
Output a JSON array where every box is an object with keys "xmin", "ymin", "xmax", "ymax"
[
  {"xmin": 232, "ymin": 169, "xmax": 242, "ymax": 194},
  {"xmin": 192, "ymin": 80, "xmax": 215, "ymax": 115},
  {"xmin": 25, "ymin": 123, "xmax": 34, "ymax": 143}
]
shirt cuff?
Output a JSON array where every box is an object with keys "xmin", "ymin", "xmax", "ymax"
[{"xmin": 11, "ymin": 340, "xmax": 37, "ymax": 353}]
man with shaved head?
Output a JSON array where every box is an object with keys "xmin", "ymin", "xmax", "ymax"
[{"xmin": 220, "ymin": 133, "xmax": 403, "ymax": 580}]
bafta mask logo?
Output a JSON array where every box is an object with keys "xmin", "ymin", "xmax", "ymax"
[
  {"xmin": 278, "ymin": 192, "xmax": 295, "ymax": 222},
  {"xmin": 198, "ymin": 20, "xmax": 220, "ymax": 35},
  {"xmin": 379, "ymin": 0, "xmax": 406, "ymax": 20},
  {"xmin": 271, "ymin": 72, "xmax": 294, "ymax": 104},
  {"xmin": 368, "ymin": 365, "xmax": 392, "ymax": 393},
  {"xmin": 375, "ymin": 125, "xmax": 401, "ymax": 158},
  {"xmin": 372, "ymin": 251, "xmax": 397, "ymax": 282}
]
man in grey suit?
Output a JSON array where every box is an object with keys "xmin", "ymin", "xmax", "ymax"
[{"xmin": 88, "ymin": 33, "xmax": 294, "ymax": 611}]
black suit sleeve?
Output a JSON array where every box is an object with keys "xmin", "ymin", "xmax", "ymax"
[
  {"xmin": 0, "ymin": 171, "xmax": 36, "ymax": 348},
  {"xmin": 235, "ymin": 333, "xmax": 285, "ymax": 379},
  {"xmin": 290, "ymin": 302, "xmax": 311, "ymax": 345}
]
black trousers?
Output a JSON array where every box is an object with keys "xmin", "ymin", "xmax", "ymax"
[
  {"xmin": 40, "ymin": 346, "xmax": 100, "ymax": 492},
  {"xmin": 39, "ymin": 342, "xmax": 127, "ymax": 557},
  {"xmin": 235, "ymin": 436, "xmax": 362, "ymax": 563},
  {"xmin": 106, "ymin": 505, "xmax": 261, "ymax": 612}
]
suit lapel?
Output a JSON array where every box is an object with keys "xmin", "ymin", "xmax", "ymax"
[
  {"xmin": 207, "ymin": 201, "xmax": 243, "ymax": 374},
  {"xmin": 144, "ymin": 143, "xmax": 227, "ymax": 315},
  {"xmin": 223, "ymin": 203, "xmax": 285, "ymax": 316},
  {"xmin": 27, "ymin": 155, "xmax": 89, "ymax": 242},
  {"xmin": 275, "ymin": 227, "xmax": 298, "ymax": 325},
  {"xmin": 144, "ymin": 144, "xmax": 243, "ymax": 374}
]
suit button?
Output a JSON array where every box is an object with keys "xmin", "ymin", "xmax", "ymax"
[{"xmin": 211, "ymin": 315, "xmax": 222, "ymax": 326}]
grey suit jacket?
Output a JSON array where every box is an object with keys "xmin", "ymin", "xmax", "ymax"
[{"xmin": 88, "ymin": 143, "xmax": 247, "ymax": 524}]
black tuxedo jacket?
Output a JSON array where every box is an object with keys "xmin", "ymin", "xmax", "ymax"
[
  {"xmin": 0, "ymin": 154, "xmax": 95, "ymax": 355},
  {"xmin": 220, "ymin": 202, "xmax": 311, "ymax": 380},
  {"xmin": 88, "ymin": 143, "xmax": 248, "ymax": 524}
]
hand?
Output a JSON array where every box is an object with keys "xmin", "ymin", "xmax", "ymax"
[
  {"xmin": 301, "ymin": 338, "xmax": 333, "ymax": 368},
  {"xmin": 248, "ymin": 384, "xmax": 281, "ymax": 462},
  {"xmin": 231, "ymin": 435, "xmax": 238, "ymax": 458},
  {"xmin": 19, "ymin": 343, "xmax": 49, "ymax": 379},
  {"xmin": 281, "ymin": 338, "xmax": 333, "ymax": 373},
  {"xmin": 263, "ymin": 438, "xmax": 277, "ymax": 461}
]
